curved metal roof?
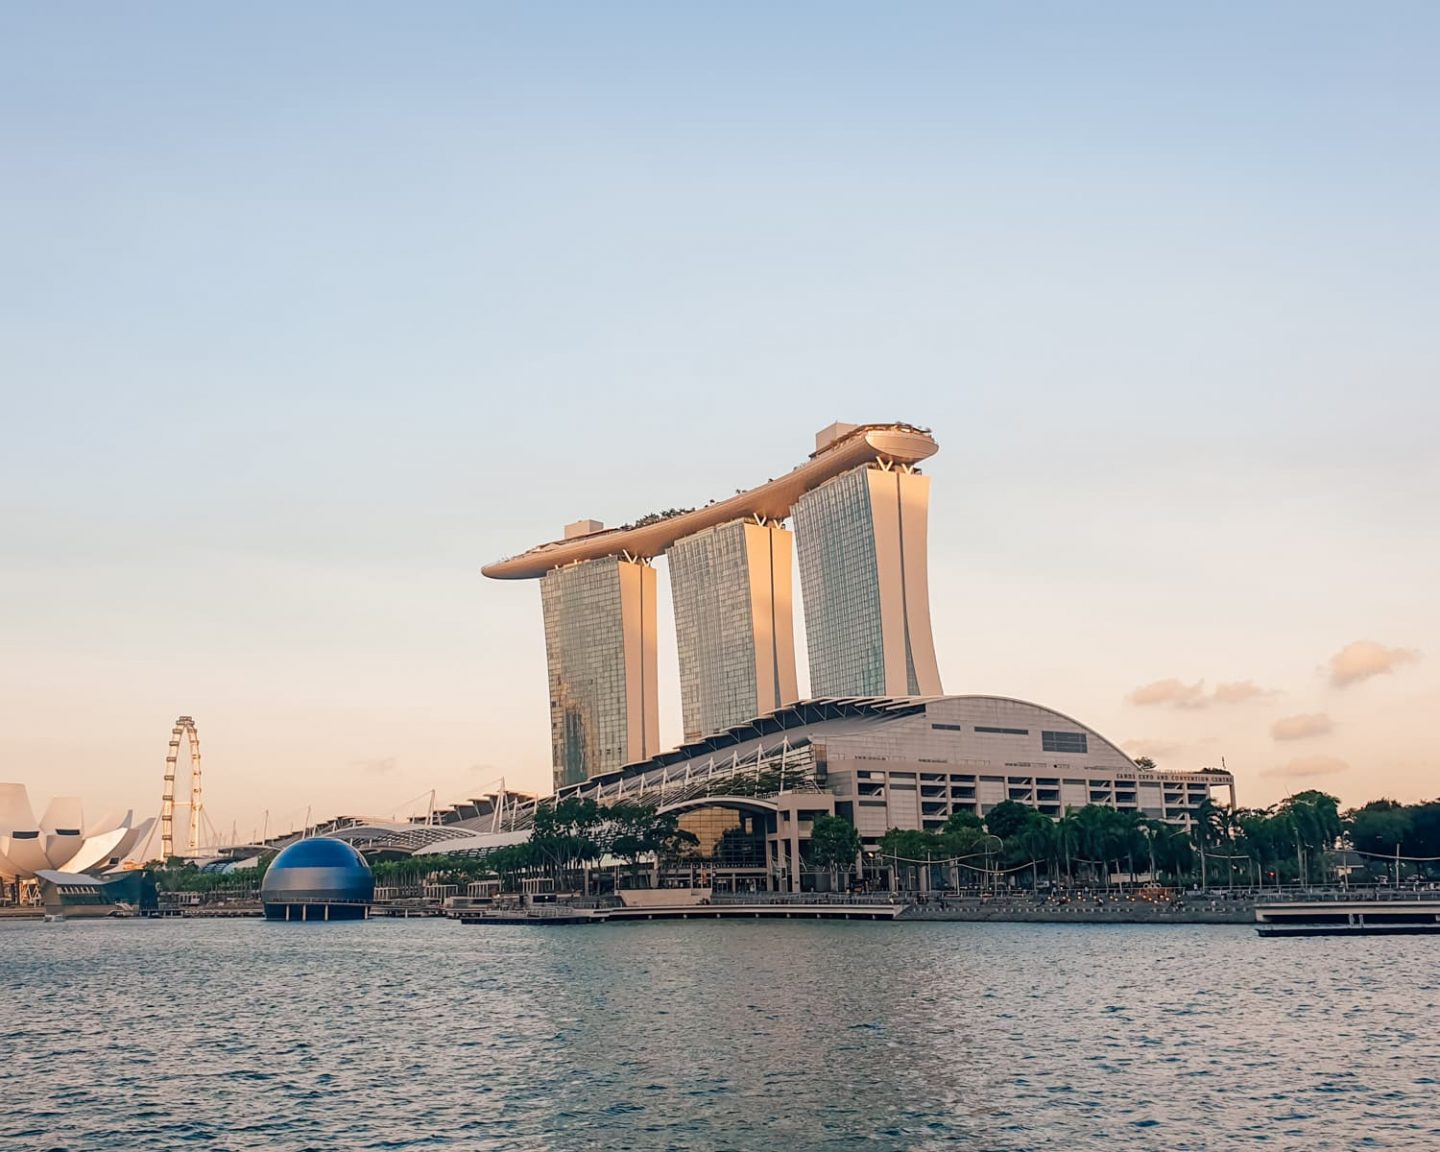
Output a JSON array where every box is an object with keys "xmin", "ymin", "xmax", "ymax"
[
  {"xmin": 323, "ymin": 823, "xmax": 477, "ymax": 852},
  {"xmin": 483, "ymin": 423, "xmax": 937, "ymax": 578},
  {"xmin": 557, "ymin": 696, "xmax": 939, "ymax": 798}
]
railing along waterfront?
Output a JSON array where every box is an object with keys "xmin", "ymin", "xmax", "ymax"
[
  {"xmin": 1250, "ymin": 886, "xmax": 1440, "ymax": 904},
  {"xmin": 708, "ymin": 892, "xmax": 905, "ymax": 906},
  {"xmin": 520, "ymin": 903, "xmax": 599, "ymax": 919}
]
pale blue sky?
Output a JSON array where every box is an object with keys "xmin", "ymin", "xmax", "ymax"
[{"xmin": 3, "ymin": 4, "xmax": 1437, "ymax": 838}]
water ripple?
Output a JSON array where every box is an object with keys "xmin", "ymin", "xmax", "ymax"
[{"xmin": 1, "ymin": 920, "xmax": 1437, "ymax": 1150}]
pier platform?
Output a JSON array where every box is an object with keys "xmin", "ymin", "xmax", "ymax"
[
  {"xmin": 458, "ymin": 899, "xmax": 904, "ymax": 926},
  {"xmin": 1257, "ymin": 898, "xmax": 1440, "ymax": 936}
]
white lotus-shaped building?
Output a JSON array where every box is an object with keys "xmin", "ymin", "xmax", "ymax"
[{"xmin": 0, "ymin": 783, "xmax": 154, "ymax": 881}]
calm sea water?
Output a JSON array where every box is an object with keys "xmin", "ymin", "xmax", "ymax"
[{"xmin": 1, "ymin": 918, "xmax": 1436, "ymax": 1151}]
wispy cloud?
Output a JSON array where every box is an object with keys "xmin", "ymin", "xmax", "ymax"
[
  {"xmin": 1271, "ymin": 713, "xmax": 1334, "ymax": 741},
  {"xmin": 1128, "ymin": 678, "xmax": 1276, "ymax": 710},
  {"xmin": 1327, "ymin": 640, "xmax": 1421, "ymax": 688},
  {"xmin": 1128, "ymin": 678, "xmax": 1208, "ymax": 709},
  {"xmin": 1212, "ymin": 681, "xmax": 1276, "ymax": 704},
  {"xmin": 353, "ymin": 756, "xmax": 398, "ymax": 775},
  {"xmin": 1261, "ymin": 755, "xmax": 1349, "ymax": 779}
]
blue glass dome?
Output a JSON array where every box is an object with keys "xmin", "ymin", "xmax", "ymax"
[
  {"xmin": 261, "ymin": 836, "xmax": 374, "ymax": 914},
  {"xmin": 269, "ymin": 837, "xmax": 369, "ymax": 871}
]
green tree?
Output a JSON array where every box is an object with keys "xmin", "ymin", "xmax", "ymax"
[
  {"xmin": 1013, "ymin": 810, "xmax": 1057, "ymax": 889},
  {"xmin": 1113, "ymin": 810, "xmax": 1148, "ymax": 883},
  {"xmin": 1192, "ymin": 796, "xmax": 1224, "ymax": 849},
  {"xmin": 984, "ymin": 800, "xmax": 1032, "ymax": 841},
  {"xmin": 483, "ymin": 842, "xmax": 541, "ymax": 891},
  {"xmin": 1071, "ymin": 804, "xmax": 1118, "ymax": 884},
  {"xmin": 1142, "ymin": 819, "xmax": 1193, "ymax": 882},
  {"xmin": 1055, "ymin": 809, "xmax": 1081, "ymax": 883},
  {"xmin": 943, "ymin": 810, "xmax": 983, "ymax": 834},
  {"xmin": 878, "ymin": 827, "xmax": 943, "ymax": 890},
  {"xmin": 1408, "ymin": 801, "xmax": 1440, "ymax": 865},
  {"xmin": 1235, "ymin": 806, "xmax": 1289, "ymax": 887},
  {"xmin": 1276, "ymin": 790, "xmax": 1342, "ymax": 882},
  {"xmin": 529, "ymin": 796, "xmax": 605, "ymax": 891},
  {"xmin": 1346, "ymin": 799, "xmax": 1413, "ymax": 856},
  {"xmin": 809, "ymin": 814, "xmax": 862, "ymax": 891},
  {"xmin": 607, "ymin": 803, "xmax": 699, "ymax": 888}
]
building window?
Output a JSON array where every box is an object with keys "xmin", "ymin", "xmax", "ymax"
[
  {"xmin": 1041, "ymin": 730, "xmax": 1088, "ymax": 754},
  {"xmin": 931, "ymin": 722, "xmax": 964, "ymax": 731},
  {"xmin": 975, "ymin": 726, "xmax": 1028, "ymax": 736}
]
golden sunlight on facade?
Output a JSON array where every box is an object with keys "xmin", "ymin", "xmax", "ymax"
[{"xmin": 485, "ymin": 423, "xmax": 944, "ymax": 788}]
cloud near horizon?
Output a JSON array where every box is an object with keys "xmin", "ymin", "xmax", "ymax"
[
  {"xmin": 1271, "ymin": 713, "xmax": 1334, "ymax": 741},
  {"xmin": 1212, "ymin": 680, "xmax": 1276, "ymax": 704},
  {"xmin": 1261, "ymin": 755, "xmax": 1349, "ymax": 779},
  {"xmin": 1128, "ymin": 679, "xmax": 1208, "ymax": 708},
  {"xmin": 1128, "ymin": 678, "xmax": 1276, "ymax": 710},
  {"xmin": 1328, "ymin": 640, "xmax": 1421, "ymax": 688}
]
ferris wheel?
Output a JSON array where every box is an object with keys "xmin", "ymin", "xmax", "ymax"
[{"xmin": 161, "ymin": 715, "xmax": 204, "ymax": 858}]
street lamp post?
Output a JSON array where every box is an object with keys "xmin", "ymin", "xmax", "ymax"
[{"xmin": 980, "ymin": 834, "xmax": 1003, "ymax": 894}]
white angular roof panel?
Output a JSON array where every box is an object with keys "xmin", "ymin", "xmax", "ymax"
[{"xmin": 0, "ymin": 785, "xmax": 151, "ymax": 880}]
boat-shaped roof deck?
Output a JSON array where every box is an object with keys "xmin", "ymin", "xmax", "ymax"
[{"xmin": 483, "ymin": 423, "xmax": 938, "ymax": 579}]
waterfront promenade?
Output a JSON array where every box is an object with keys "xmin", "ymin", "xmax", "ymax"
[
  {"xmin": 455, "ymin": 886, "xmax": 1440, "ymax": 927},
  {"xmin": 455, "ymin": 889, "xmax": 1263, "ymax": 926},
  {"xmin": 898, "ymin": 892, "xmax": 1254, "ymax": 924},
  {"xmin": 15, "ymin": 885, "xmax": 1434, "ymax": 927}
]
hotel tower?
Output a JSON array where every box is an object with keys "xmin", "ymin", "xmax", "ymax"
[
  {"xmin": 667, "ymin": 518, "xmax": 798, "ymax": 744},
  {"xmin": 483, "ymin": 422, "xmax": 943, "ymax": 789}
]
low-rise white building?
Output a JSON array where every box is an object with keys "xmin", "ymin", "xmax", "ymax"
[
  {"xmin": 414, "ymin": 696, "xmax": 1235, "ymax": 893},
  {"xmin": 816, "ymin": 695, "xmax": 1234, "ymax": 841}
]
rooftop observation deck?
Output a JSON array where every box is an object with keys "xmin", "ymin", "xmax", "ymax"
[{"xmin": 482, "ymin": 422, "xmax": 938, "ymax": 579}]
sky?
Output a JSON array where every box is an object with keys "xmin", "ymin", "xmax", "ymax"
[{"xmin": 2, "ymin": 3, "xmax": 1437, "ymax": 842}]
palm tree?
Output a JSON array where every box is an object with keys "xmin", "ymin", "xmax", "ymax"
[
  {"xmin": 1191, "ymin": 796, "xmax": 1230, "ymax": 887},
  {"xmin": 1140, "ymin": 818, "xmax": 1166, "ymax": 881},
  {"xmin": 1234, "ymin": 807, "xmax": 1277, "ymax": 887},
  {"xmin": 1276, "ymin": 791, "xmax": 1342, "ymax": 884},
  {"xmin": 1055, "ymin": 809, "xmax": 1080, "ymax": 886},
  {"xmin": 1015, "ymin": 812, "xmax": 1057, "ymax": 890},
  {"xmin": 1115, "ymin": 810, "xmax": 1148, "ymax": 885},
  {"xmin": 1072, "ymin": 805, "xmax": 1119, "ymax": 886}
]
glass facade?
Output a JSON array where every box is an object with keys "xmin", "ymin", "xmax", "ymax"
[
  {"xmin": 490, "ymin": 425, "xmax": 948, "ymax": 781},
  {"xmin": 675, "ymin": 806, "xmax": 742, "ymax": 857},
  {"xmin": 792, "ymin": 468, "xmax": 887, "ymax": 696},
  {"xmin": 1041, "ymin": 730, "xmax": 1088, "ymax": 754},
  {"xmin": 793, "ymin": 464, "xmax": 942, "ymax": 699},
  {"xmin": 667, "ymin": 520, "xmax": 797, "ymax": 741},
  {"xmin": 540, "ymin": 557, "xmax": 658, "ymax": 789}
]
